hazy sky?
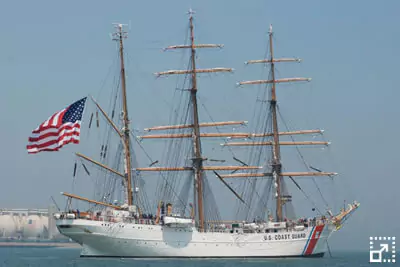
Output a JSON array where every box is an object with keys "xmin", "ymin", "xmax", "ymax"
[{"xmin": 1, "ymin": 0, "xmax": 399, "ymax": 250}]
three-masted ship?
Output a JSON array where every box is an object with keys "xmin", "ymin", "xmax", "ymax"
[{"xmin": 52, "ymin": 13, "xmax": 359, "ymax": 258}]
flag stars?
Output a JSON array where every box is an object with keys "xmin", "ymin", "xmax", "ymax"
[{"xmin": 61, "ymin": 97, "xmax": 87, "ymax": 124}]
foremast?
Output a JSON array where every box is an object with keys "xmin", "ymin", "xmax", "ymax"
[
  {"xmin": 224, "ymin": 24, "xmax": 336, "ymax": 222},
  {"xmin": 268, "ymin": 25, "xmax": 283, "ymax": 222}
]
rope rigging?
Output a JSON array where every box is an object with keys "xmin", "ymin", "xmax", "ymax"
[
  {"xmin": 233, "ymin": 65, "xmax": 274, "ymax": 222},
  {"xmin": 277, "ymin": 105, "xmax": 330, "ymax": 210},
  {"xmin": 132, "ymin": 132, "xmax": 192, "ymax": 216}
]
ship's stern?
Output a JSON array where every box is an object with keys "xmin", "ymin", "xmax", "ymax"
[{"xmin": 55, "ymin": 218, "xmax": 97, "ymax": 245}]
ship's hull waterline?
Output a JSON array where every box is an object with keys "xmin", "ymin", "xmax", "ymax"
[{"xmin": 56, "ymin": 219, "xmax": 334, "ymax": 258}]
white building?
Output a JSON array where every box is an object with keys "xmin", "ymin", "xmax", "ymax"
[{"xmin": 0, "ymin": 205, "xmax": 66, "ymax": 240}]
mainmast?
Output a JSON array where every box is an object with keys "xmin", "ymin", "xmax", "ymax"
[
  {"xmin": 188, "ymin": 10, "xmax": 205, "ymax": 231},
  {"xmin": 137, "ymin": 10, "xmax": 267, "ymax": 231},
  {"xmin": 113, "ymin": 24, "xmax": 133, "ymax": 206},
  {"xmin": 268, "ymin": 25, "xmax": 283, "ymax": 221}
]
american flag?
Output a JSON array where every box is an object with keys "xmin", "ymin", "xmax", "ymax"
[{"xmin": 27, "ymin": 97, "xmax": 87, "ymax": 154}]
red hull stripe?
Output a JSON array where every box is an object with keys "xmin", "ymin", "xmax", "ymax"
[
  {"xmin": 302, "ymin": 226, "xmax": 315, "ymax": 255},
  {"xmin": 304, "ymin": 224, "xmax": 325, "ymax": 255}
]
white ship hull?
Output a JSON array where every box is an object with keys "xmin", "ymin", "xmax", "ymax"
[{"xmin": 56, "ymin": 219, "xmax": 334, "ymax": 258}]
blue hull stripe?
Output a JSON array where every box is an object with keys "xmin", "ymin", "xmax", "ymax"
[{"xmin": 302, "ymin": 226, "xmax": 315, "ymax": 255}]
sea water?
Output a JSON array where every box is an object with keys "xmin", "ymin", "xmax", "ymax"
[{"xmin": 0, "ymin": 247, "xmax": 396, "ymax": 267}]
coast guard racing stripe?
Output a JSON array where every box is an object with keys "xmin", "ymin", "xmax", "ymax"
[{"xmin": 303, "ymin": 225, "xmax": 325, "ymax": 256}]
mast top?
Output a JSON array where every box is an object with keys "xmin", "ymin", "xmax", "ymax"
[
  {"xmin": 187, "ymin": 8, "xmax": 196, "ymax": 18},
  {"xmin": 269, "ymin": 24, "xmax": 273, "ymax": 34},
  {"xmin": 112, "ymin": 23, "xmax": 128, "ymax": 40}
]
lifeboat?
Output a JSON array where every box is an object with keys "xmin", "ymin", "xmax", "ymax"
[{"xmin": 163, "ymin": 216, "xmax": 193, "ymax": 228}]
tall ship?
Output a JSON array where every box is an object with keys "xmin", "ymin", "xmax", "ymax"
[{"xmin": 28, "ymin": 11, "xmax": 359, "ymax": 258}]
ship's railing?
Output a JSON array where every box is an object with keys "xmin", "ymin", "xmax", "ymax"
[
  {"xmin": 288, "ymin": 217, "xmax": 328, "ymax": 228},
  {"xmin": 204, "ymin": 216, "xmax": 330, "ymax": 233},
  {"xmin": 81, "ymin": 215, "xmax": 156, "ymax": 225},
  {"xmin": 55, "ymin": 211, "xmax": 158, "ymax": 226},
  {"xmin": 55, "ymin": 210, "xmax": 331, "ymax": 232}
]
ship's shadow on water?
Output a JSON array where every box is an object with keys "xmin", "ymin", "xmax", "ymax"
[{"xmin": 0, "ymin": 247, "xmax": 376, "ymax": 267}]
